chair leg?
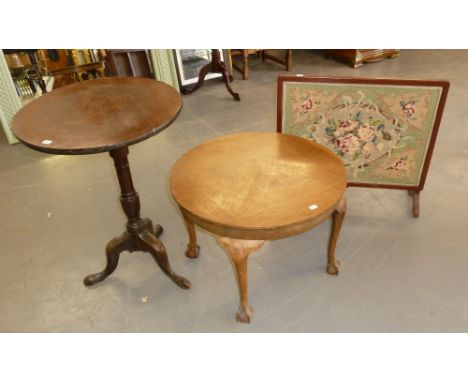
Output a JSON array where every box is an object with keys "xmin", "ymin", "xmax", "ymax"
[
  {"xmin": 242, "ymin": 49, "xmax": 249, "ymax": 80},
  {"xmin": 285, "ymin": 49, "xmax": 292, "ymax": 71},
  {"xmin": 227, "ymin": 49, "xmax": 234, "ymax": 82}
]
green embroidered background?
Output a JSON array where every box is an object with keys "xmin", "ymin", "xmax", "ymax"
[{"xmin": 282, "ymin": 82, "xmax": 443, "ymax": 186}]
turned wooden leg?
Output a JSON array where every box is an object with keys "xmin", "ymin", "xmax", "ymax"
[
  {"xmin": 327, "ymin": 195, "xmax": 346, "ymax": 276},
  {"xmin": 182, "ymin": 213, "xmax": 200, "ymax": 258},
  {"xmin": 218, "ymin": 237, "xmax": 264, "ymax": 323},
  {"xmin": 84, "ymin": 147, "xmax": 191, "ymax": 289},
  {"xmin": 408, "ymin": 190, "xmax": 420, "ymax": 218}
]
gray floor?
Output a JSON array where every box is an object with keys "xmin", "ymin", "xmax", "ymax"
[{"xmin": 1, "ymin": 50, "xmax": 467, "ymax": 332}]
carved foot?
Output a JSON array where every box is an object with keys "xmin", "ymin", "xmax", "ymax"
[
  {"xmin": 326, "ymin": 195, "xmax": 346, "ymax": 276},
  {"xmin": 84, "ymin": 232, "xmax": 132, "ymax": 286},
  {"xmin": 236, "ymin": 304, "xmax": 253, "ymax": 323},
  {"xmin": 185, "ymin": 244, "xmax": 200, "ymax": 259},
  {"xmin": 327, "ymin": 260, "xmax": 341, "ymax": 276},
  {"xmin": 140, "ymin": 230, "xmax": 191, "ymax": 289}
]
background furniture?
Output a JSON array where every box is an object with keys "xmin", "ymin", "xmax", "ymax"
[
  {"xmin": 174, "ymin": 49, "xmax": 224, "ymax": 87},
  {"xmin": 325, "ymin": 49, "xmax": 399, "ymax": 68},
  {"xmin": 170, "ymin": 132, "xmax": 347, "ymax": 323},
  {"xmin": 277, "ymin": 76, "xmax": 450, "ymax": 217},
  {"xmin": 105, "ymin": 49, "xmax": 153, "ymax": 78},
  {"xmin": 49, "ymin": 61, "xmax": 106, "ymax": 86},
  {"xmin": 181, "ymin": 49, "xmax": 240, "ymax": 101},
  {"xmin": 228, "ymin": 49, "xmax": 292, "ymax": 80},
  {"xmin": 3, "ymin": 49, "xmax": 48, "ymax": 96},
  {"xmin": 12, "ymin": 77, "xmax": 191, "ymax": 290}
]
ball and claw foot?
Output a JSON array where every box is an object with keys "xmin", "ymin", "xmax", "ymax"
[
  {"xmin": 236, "ymin": 304, "xmax": 253, "ymax": 323},
  {"xmin": 327, "ymin": 260, "xmax": 341, "ymax": 276},
  {"xmin": 185, "ymin": 244, "xmax": 200, "ymax": 259}
]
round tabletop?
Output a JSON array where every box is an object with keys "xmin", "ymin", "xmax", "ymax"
[
  {"xmin": 170, "ymin": 132, "xmax": 347, "ymax": 240},
  {"xmin": 12, "ymin": 77, "xmax": 182, "ymax": 155}
]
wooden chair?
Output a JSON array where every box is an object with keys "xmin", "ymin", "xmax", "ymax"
[{"xmin": 228, "ymin": 49, "xmax": 292, "ymax": 80}]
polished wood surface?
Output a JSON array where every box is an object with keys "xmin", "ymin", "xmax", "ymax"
[
  {"xmin": 171, "ymin": 132, "xmax": 347, "ymax": 240},
  {"xmin": 12, "ymin": 77, "xmax": 182, "ymax": 154},
  {"xmin": 171, "ymin": 132, "xmax": 347, "ymax": 323}
]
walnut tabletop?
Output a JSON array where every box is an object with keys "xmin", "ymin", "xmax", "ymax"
[
  {"xmin": 171, "ymin": 132, "xmax": 346, "ymax": 240},
  {"xmin": 12, "ymin": 76, "xmax": 182, "ymax": 154},
  {"xmin": 12, "ymin": 77, "xmax": 190, "ymax": 291},
  {"xmin": 170, "ymin": 132, "xmax": 347, "ymax": 323}
]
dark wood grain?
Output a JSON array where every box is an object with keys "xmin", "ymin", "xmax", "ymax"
[{"xmin": 12, "ymin": 77, "xmax": 182, "ymax": 154}]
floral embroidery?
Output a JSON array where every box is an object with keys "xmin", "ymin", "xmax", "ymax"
[
  {"xmin": 323, "ymin": 112, "xmax": 392, "ymax": 163},
  {"xmin": 387, "ymin": 156, "xmax": 408, "ymax": 172},
  {"xmin": 400, "ymin": 101, "xmax": 416, "ymax": 117},
  {"xmin": 336, "ymin": 134, "xmax": 361, "ymax": 155},
  {"xmin": 301, "ymin": 98, "xmax": 313, "ymax": 113},
  {"xmin": 285, "ymin": 84, "xmax": 441, "ymax": 186},
  {"xmin": 357, "ymin": 123, "xmax": 376, "ymax": 142}
]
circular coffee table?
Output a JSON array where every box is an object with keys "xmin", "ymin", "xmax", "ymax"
[
  {"xmin": 170, "ymin": 132, "xmax": 347, "ymax": 323},
  {"xmin": 12, "ymin": 77, "xmax": 191, "ymax": 290}
]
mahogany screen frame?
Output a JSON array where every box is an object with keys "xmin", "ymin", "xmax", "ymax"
[{"xmin": 277, "ymin": 75, "xmax": 450, "ymax": 192}]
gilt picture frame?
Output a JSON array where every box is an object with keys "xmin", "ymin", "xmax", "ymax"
[{"xmin": 277, "ymin": 76, "xmax": 449, "ymax": 216}]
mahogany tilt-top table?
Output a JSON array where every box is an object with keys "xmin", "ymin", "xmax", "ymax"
[
  {"xmin": 170, "ymin": 132, "xmax": 347, "ymax": 323},
  {"xmin": 12, "ymin": 77, "xmax": 191, "ymax": 290}
]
